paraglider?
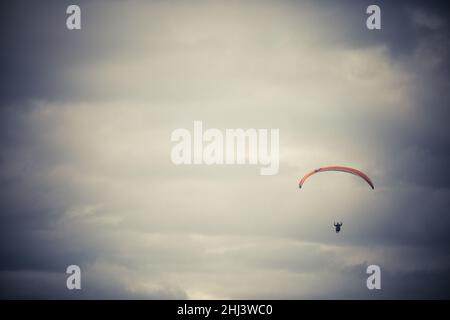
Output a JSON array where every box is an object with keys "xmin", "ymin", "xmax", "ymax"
[
  {"xmin": 333, "ymin": 221, "xmax": 343, "ymax": 233},
  {"xmin": 298, "ymin": 166, "xmax": 374, "ymax": 189},
  {"xmin": 298, "ymin": 166, "xmax": 374, "ymax": 234}
]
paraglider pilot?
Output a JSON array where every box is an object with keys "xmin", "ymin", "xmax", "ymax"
[{"xmin": 333, "ymin": 221, "xmax": 343, "ymax": 233}]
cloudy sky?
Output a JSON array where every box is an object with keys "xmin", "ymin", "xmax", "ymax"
[{"xmin": 0, "ymin": 0, "xmax": 449, "ymax": 299}]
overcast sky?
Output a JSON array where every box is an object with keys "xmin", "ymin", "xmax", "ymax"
[{"xmin": 0, "ymin": 0, "xmax": 449, "ymax": 299}]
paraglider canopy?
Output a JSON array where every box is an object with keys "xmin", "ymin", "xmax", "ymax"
[{"xmin": 298, "ymin": 166, "xmax": 374, "ymax": 189}]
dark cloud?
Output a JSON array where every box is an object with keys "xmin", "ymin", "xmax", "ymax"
[
  {"xmin": 0, "ymin": 0, "xmax": 106, "ymax": 105},
  {"xmin": 0, "ymin": 0, "xmax": 449, "ymax": 299}
]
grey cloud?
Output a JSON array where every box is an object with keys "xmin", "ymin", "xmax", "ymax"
[{"xmin": 0, "ymin": 0, "xmax": 449, "ymax": 299}]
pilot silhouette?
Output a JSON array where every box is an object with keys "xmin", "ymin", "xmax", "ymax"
[{"xmin": 333, "ymin": 221, "xmax": 343, "ymax": 233}]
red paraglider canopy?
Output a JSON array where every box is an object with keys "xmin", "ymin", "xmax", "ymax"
[{"xmin": 299, "ymin": 166, "xmax": 374, "ymax": 189}]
